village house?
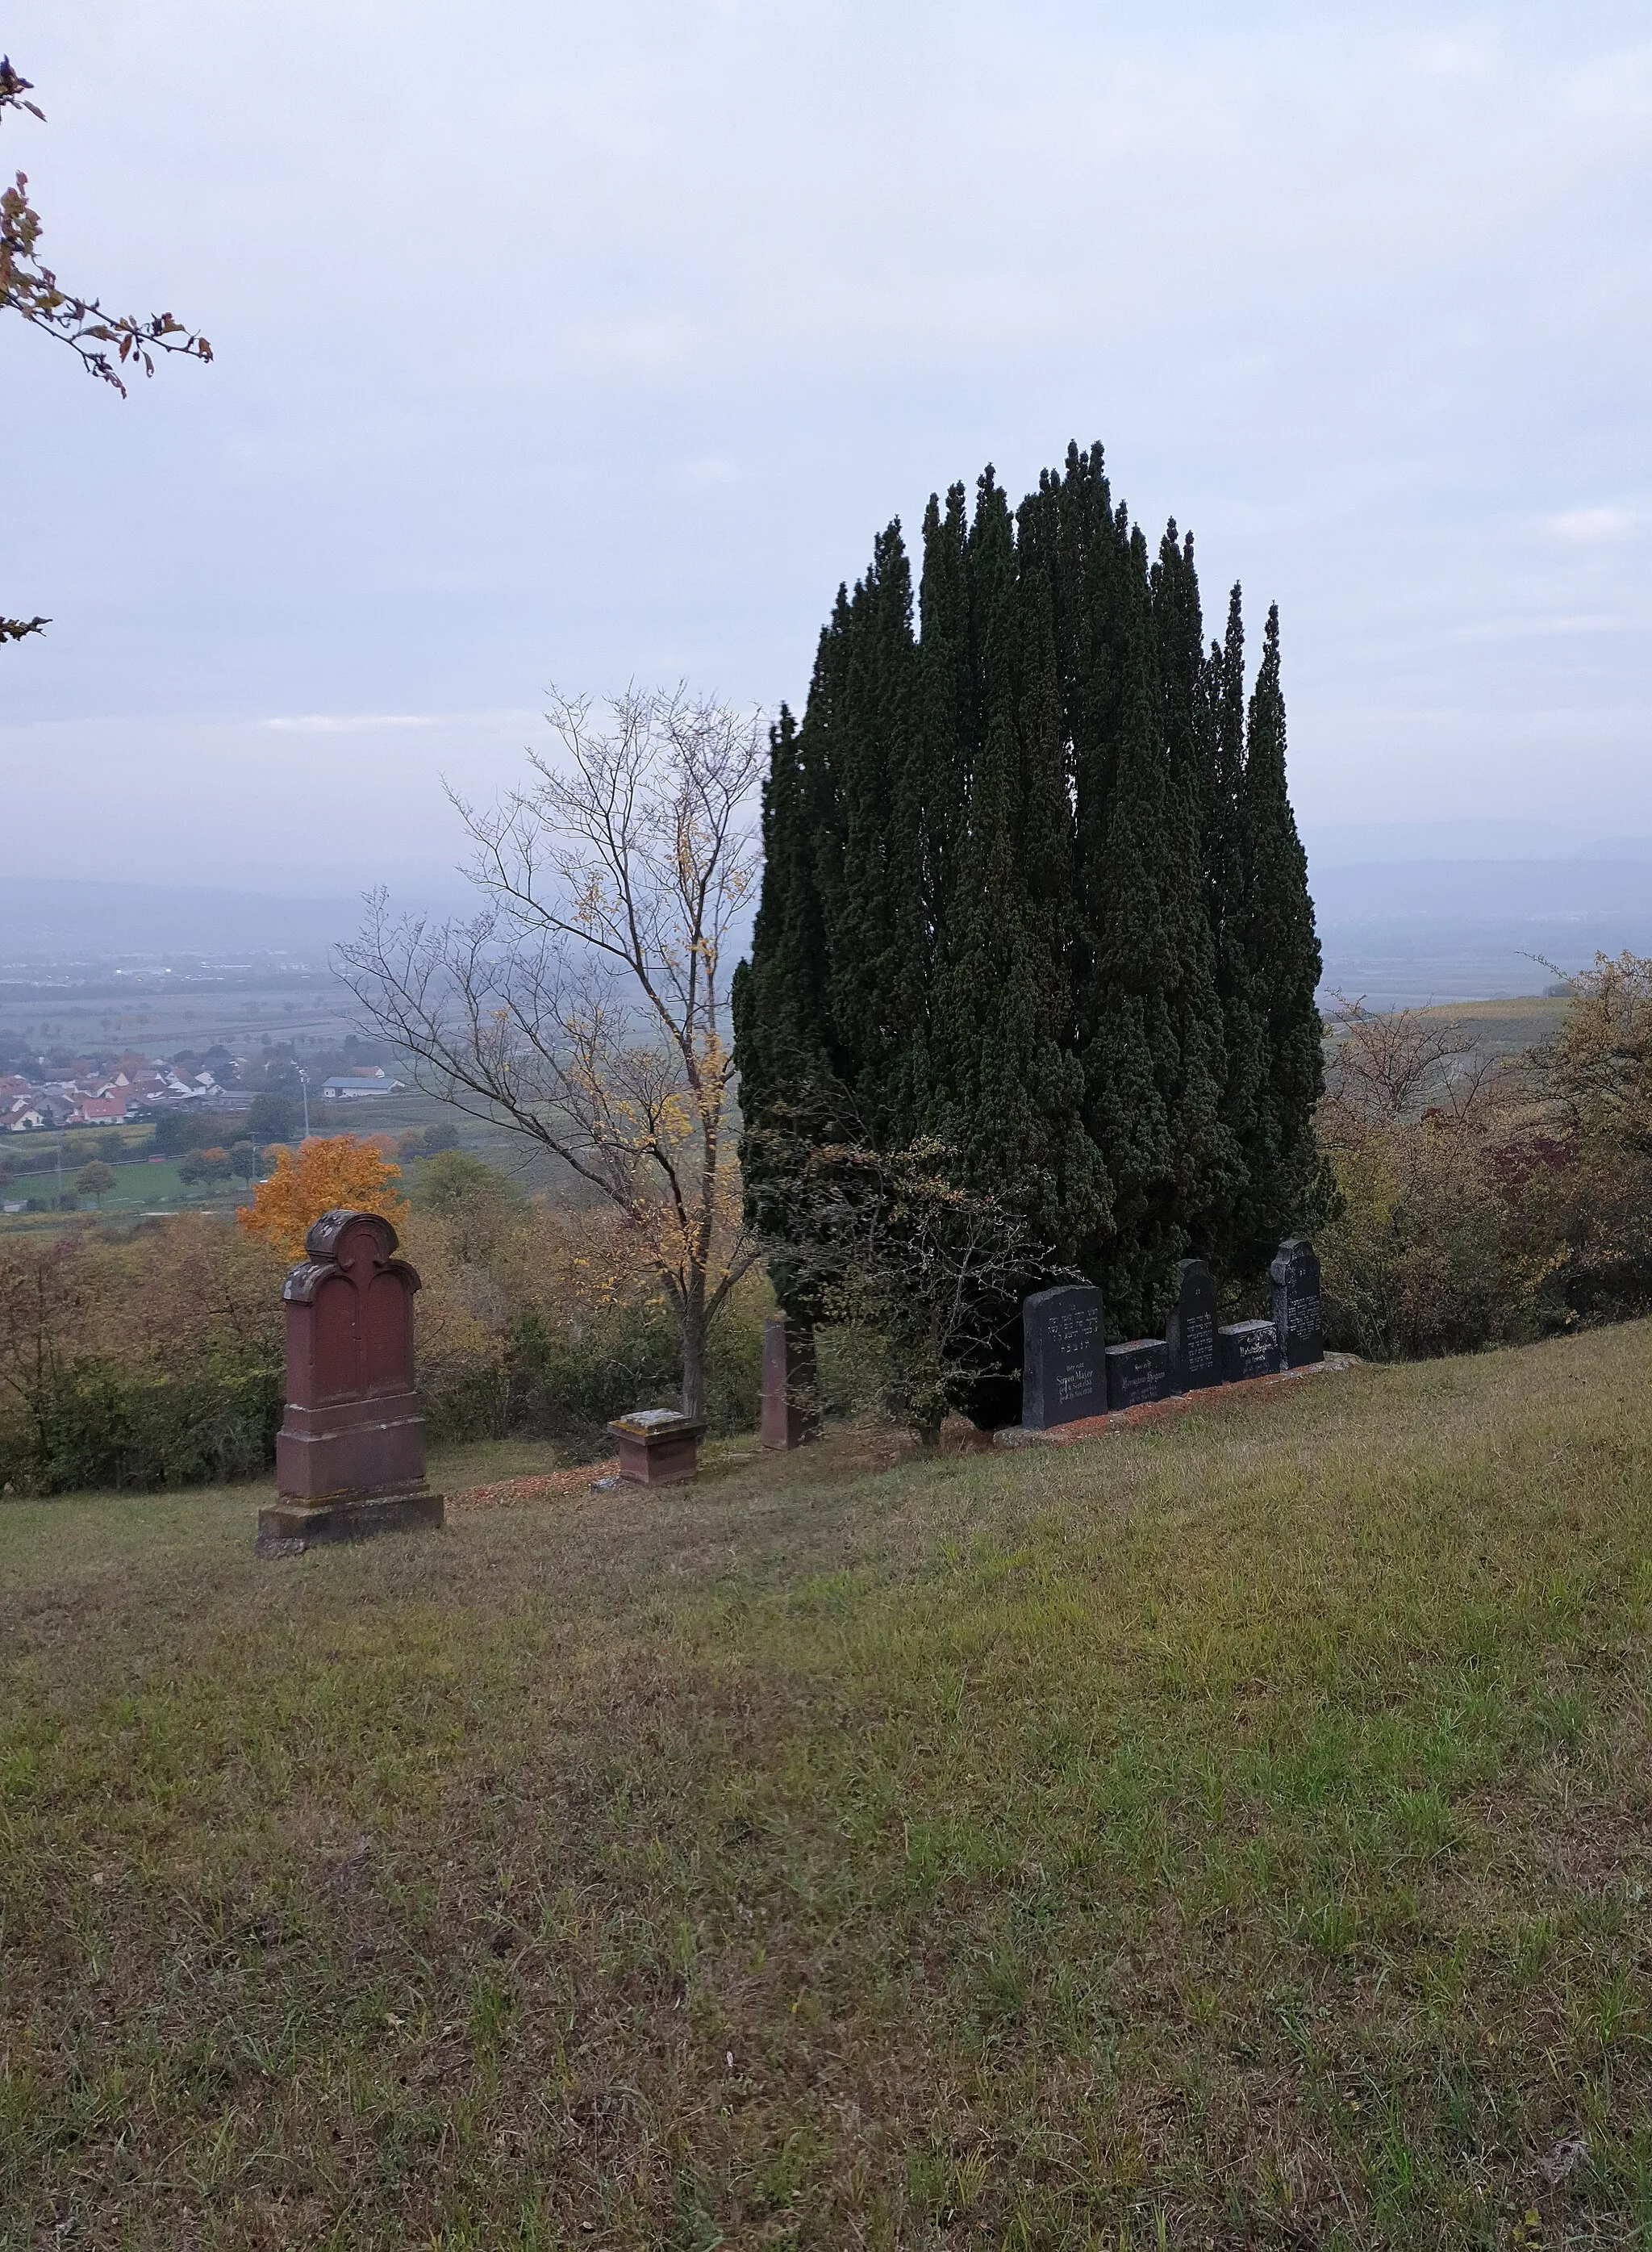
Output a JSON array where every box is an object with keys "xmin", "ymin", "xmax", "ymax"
[{"xmin": 321, "ymin": 1068, "xmax": 405, "ymax": 1099}]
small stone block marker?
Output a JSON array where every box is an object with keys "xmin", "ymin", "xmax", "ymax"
[
  {"xmin": 257, "ymin": 1209, "xmax": 444, "ymax": 1556},
  {"xmin": 608, "ymin": 1408, "xmax": 705, "ymax": 1486},
  {"xmin": 1021, "ymin": 1285, "xmax": 1106, "ymax": 1430},
  {"xmin": 1164, "ymin": 1257, "xmax": 1220, "ymax": 1395},
  {"xmin": 760, "ymin": 1318, "xmax": 819, "ymax": 1450},
  {"xmin": 1106, "ymin": 1338, "xmax": 1170, "ymax": 1411},
  {"xmin": 1270, "ymin": 1237, "xmax": 1325, "ymax": 1368},
  {"xmin": 1217, "ymin": 1318, "xmax": 1281, "ymax": 1384}
]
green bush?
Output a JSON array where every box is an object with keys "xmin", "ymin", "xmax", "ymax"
[
  {"xmin": 0, "ymin": 1361, "xmax": 282, "ymax": 1495},
  {"xmin": 151, "ymin": 1112, "xmax": 219, "ymax": 1157},
  {"xmin": 1318, "ymin": 1125, "xmax": 1524, "ymax": 1361},
  {"xmin": 496, "ymin": 1283, "xmax": 766, "ymax": 1452}
]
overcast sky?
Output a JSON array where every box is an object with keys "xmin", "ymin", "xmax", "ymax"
[{"xmin": 3, "ymin": 1, "xmax": 1650, "ymax": 896}]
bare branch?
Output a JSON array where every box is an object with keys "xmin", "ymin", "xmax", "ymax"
[
  {"xmin": 340, "ymin": 687, "xmax": 764, "ymax": 1416},
  {"xmin": 1320, "ymin": 992, "xmax": 1488, "ymax": 1135}
]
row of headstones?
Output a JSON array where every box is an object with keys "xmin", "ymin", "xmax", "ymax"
[
  {"xmin": 252, "ymin": 1218, "xmax": 1324, "ymax": 1556},
  {"xmin": 1022, "ymin": 1239, "xmax": 1323, "ymax": 1432}
]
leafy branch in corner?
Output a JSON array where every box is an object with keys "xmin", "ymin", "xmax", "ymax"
[{"xmin": 2, "ymin": 56, "xmax": 212, "ymax": 393}]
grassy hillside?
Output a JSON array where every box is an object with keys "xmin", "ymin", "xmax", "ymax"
[{"xmin": 5, "ymin": 1331, "xmax": 1652, "ymax": 2247}]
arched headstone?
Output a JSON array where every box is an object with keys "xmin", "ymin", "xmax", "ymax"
[{"xmin": 257, "ymin": 1209, "xmax": 444, "ymax": 1553}]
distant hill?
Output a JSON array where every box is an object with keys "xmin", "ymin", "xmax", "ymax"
[
  {"xmin": 1304, "ymin": 841, "xmax": 1652, "ymax": 1006},
  {"xmin": 4, "ymin": 847, "xmax": 1647, "ymax": 1009},
  {"xmin": 0, "ymin": 879, "xmax": 369, "ymax": 963},
  {"xmin": 1304, "ymin": 821, "xmax": 1652, "ymax": 868}
]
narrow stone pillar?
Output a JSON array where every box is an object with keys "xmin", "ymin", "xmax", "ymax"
[{"xmin": 760, "ymin": 1318, "xmax": 819, "ymax": 1449}]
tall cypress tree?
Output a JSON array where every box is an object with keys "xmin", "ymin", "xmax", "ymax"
[
  {"xmin": 1199, "ymin": 585, "xmax": 1270, "ymax": 1276},
  {"xmin": 1148, "ymin": 524, "xmax": 1241, "ymax": 1270},
  {"xmin": 916, "ymin": 482, "xmax": 974, "ymax": 1085},
  {"xmin": 930, "ymin": 471, "xmax": 1108, "ymax": 1261},
  {"xmin": 1070, "ymin": 524, "xmax": 1183, "ymax": 1330},
  {"xmin": 816, "ymin": 522, "xmax": 923, "ymax": 1148},
  {"xmin": 732, "ymin": 600, "xmax": 855, "ymax": 1306},
  {"xmin": 1237, "ymin": 602, "xmax": 1329, "ymax": 1252},
  {"xmin": 728, "ymin": 703, "xmax": 826, "ymax": 1113}
]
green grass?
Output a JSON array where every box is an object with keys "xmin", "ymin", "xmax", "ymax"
[
  {"xmin": 6, "ymin": 1331, "xmax": 1652, "ymax": 2246},
  {"xmin": 0, "ymin": 1157, "xmax": 248, "ymax": 1237}
]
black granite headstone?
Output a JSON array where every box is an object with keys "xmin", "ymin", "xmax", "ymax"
[
  {"xmin": 1106, "ymin": 1338, "xmax": 1169, "ymax": 1410},
  {"xmin": 1021, "ymin": 1285, "xmax": 1106, "ymax": 1430},
  {"xmin": 1217, "ymin": 1318, "xmax": 1281, "ymax": 1383},
  {"xmin": 1270, "ymin": 1238, "xmax": 1324, "ymax": 1368},
  {"xmin": 1164, "ymin": 1258, "xmax": 1220, "ymax": 1395}
]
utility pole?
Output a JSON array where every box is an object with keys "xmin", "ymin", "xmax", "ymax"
[{"xmin": 298, "ymin": 1067, "xmax": 311, "ymax": 1139}]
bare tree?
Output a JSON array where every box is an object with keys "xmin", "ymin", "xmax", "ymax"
[
  {"xmin": 1320, "ymin": 992, "xmax": 1498, "ymax": 1138},
  {"xmin": 340, "ymin": 686, "xmax": 764, "ymax": 1419}
]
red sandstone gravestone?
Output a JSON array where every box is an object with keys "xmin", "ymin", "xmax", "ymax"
[
  {"xmin": 256, "ymin": 1208, "xmax": 444, "ymax": 1555},
  {"xmin": 760, "ymin": 1317, "xmax": 819, "ymax": 1450}
]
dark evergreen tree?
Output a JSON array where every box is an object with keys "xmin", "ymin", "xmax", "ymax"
[
  {"xmin": 1024, "ymin": 453, "xmax": 1219, "ymax": 1326},
  {"xmin": 731, "ymin": 614, "xmax": 849, "ymax": 1302},
  {"xmin": 735, "ymin": 440, "xmax": 1329, "ymax": 1363},
  {"xmin": 728, "ymin": 704, "xmax": 823, "ymax": 1123},
  {"xmin": 1201, "ymin": 585, "xmax": 1268, "ymax": 1274},
  {"xmin": 816, "ymin": 522, "xmax": 923, "ymax": 1147},
  {"xmin": 915, "ymin": 482, "xmax": 974, "ymax": 1084},
  {"xmin": 1236, "ymin": 601, "xmax": 1331, "ymax": 1246},
  {"xmin": 1071, "ymin": 524, "xmax": 1182, "ymax": 1329},
  {"xmin": 1020, "ymin": 443, "xmax": 1153, "ymax": 1301},
  {"xmin": 931, "ymin": 471, "xmax": 1108, "ymax": 1261},
  {"xmin": 1148, "ymin": 523, "xmax": 1241, "ymax": 1275}
]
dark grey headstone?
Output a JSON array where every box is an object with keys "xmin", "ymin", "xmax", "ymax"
[
  {"xmin": 1106, "ymin": 1338, "xmax": 1168, "ymax": 1411},
  {"xmin": 1217, "ymin": 1318, "xmax": 1281, "ymax": 1383},
  {"xmin": 1164, "ymin": 1258, "xmax": 1219, "ymax": 1395},
  {"xmin": 1021, "ymin": 1285, "xmax": 1106, "ymax": 1430},
  {"xmin": 1270, "ymin": 1238, "xmax": 1324, "ymax": 1368}
]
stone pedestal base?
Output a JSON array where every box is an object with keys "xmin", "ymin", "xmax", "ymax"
[
  {"xmin": 607, "ymin": 1411, "xmax": 705, "ymax": 1485},
  {"xmin": 256, "ymin": 1485, "xmax": 444, "ymax": 1557}
]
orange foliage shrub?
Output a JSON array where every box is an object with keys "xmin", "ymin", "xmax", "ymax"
[{"xmin": 236, "ymin": 1135, "xmax": 408, "ymax": 1264}]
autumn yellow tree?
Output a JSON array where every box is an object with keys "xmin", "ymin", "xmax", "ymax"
[{"xmin": 237, "ymin": 1136, "xmax": 408, "ymax": 1264}]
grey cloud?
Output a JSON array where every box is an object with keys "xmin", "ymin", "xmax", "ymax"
[{"xmin": 2, "ymin": 0, "xmax": 1651, "ymax": 887}]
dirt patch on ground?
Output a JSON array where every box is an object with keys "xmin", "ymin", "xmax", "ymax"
[
  {"xmin": 445, "ymin": 1460, "xmax": 621, "ymax": 1511},
  {"xmin": 444, "ymin": 1417, "xmax": 1002, "ymax": 1514}
]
